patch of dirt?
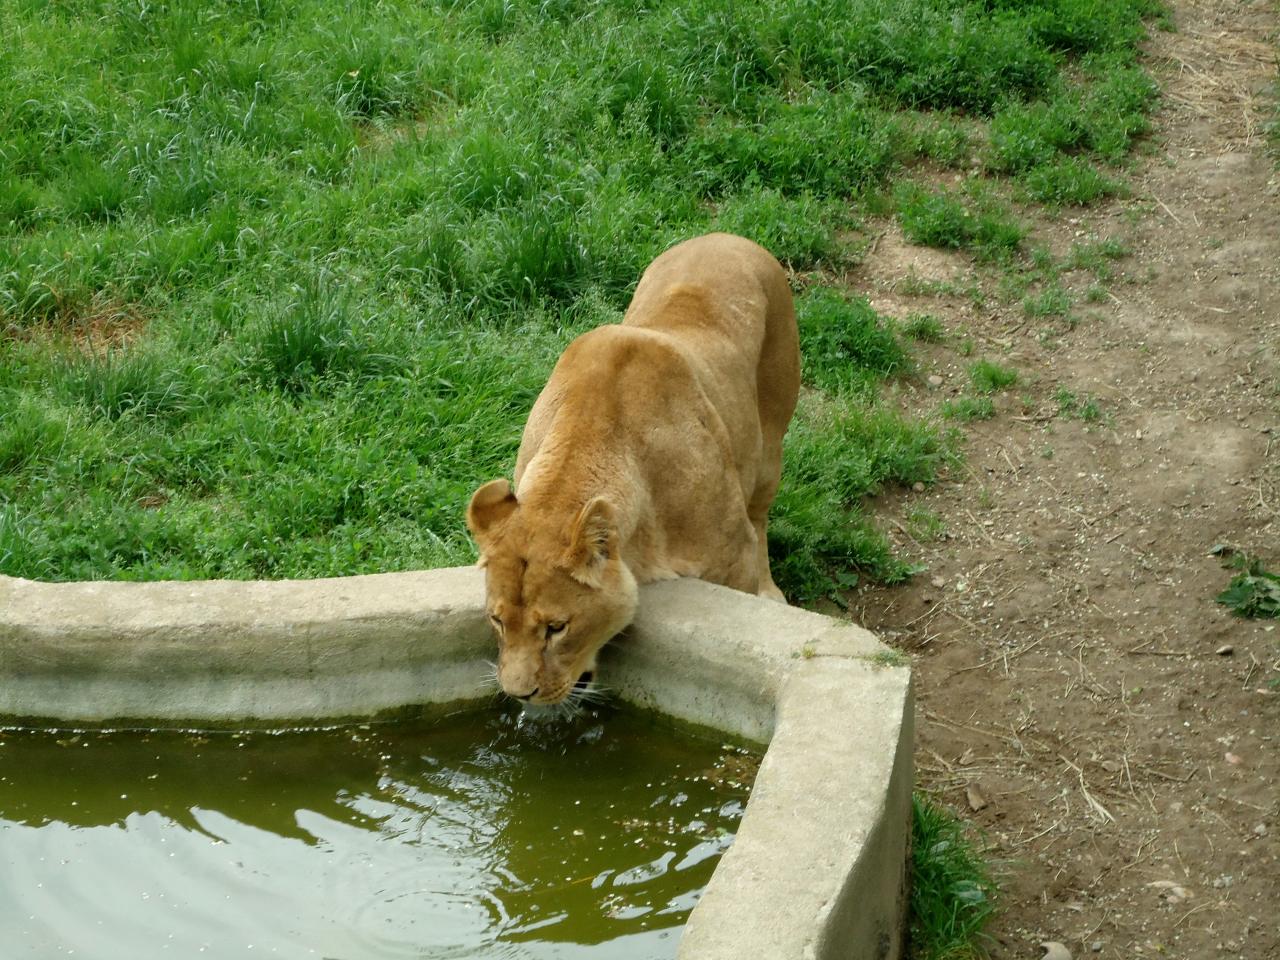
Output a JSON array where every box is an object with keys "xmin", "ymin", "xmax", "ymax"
[
  {"xmin": 12, "ymin": 298, "xmax": 147, "ymax": 355},
  {"xmin": 869, "ymin": 225, "xmax": 971, "ymax": 286},
  {"xmin": 853, "ymin": 3, "xmax": 1279, "ymax": 957}
]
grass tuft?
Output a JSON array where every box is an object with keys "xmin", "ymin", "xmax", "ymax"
[
  {"xmin": 1055, "ymin": 387, "xmax": 1105, "ymax": 421},
  {"xmin": 53, "ymin": 348, "xmax": 205, "ymax": 422},
  {"xmin": 243, "ymin": 280, "xmax": 401, "ymax": 393},
  {"xmin": 909, "ymin": 794, "xmax": 997, "ymax": 960},
  {"xmin": 797, "ymin": 290, "xmax": 911, "ymax": 394},
  {"xmin": 715, "ymin": 189, "xmax": 840, "ymax": 268},
  {"xmin": 903, "ymin": 314, "xmax": 947, "ymax": 343},
  {"xmin": 771, "ymin": 397, "xmax": 956, "ymax": 602},
  {"xmin": 968, "ymin": 360, "xmax": 1019, "ymax": 394},
  {"xmin": 1021, "ymin": 157, "xmax": 1122, "ymax": 205},
  {"xmin": 940, "ymin": 396, "xmax": 996, "ymax": 422},
  {"xmin": 906, "ymin": 506, "xmax": 947, "ymax": 542},
  {"xmin": 896, "ymin": 184, "xmax": 1025, "ymax": 260},
  {"xmin": 1023, "ymin": 285, "xmax": 1073, "ymax": 318}
]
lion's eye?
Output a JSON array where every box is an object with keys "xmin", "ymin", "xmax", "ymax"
[
  {"xmin": 545, "ymin": 621, "xmax": 568, "ymax": 640},
  {"xmin": 489, "ymin": 614, "xmax": 503, "ymax": 630}
]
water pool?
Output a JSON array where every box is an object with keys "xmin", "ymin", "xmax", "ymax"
[{"xmin": 0, "ymin": 705, "xmax": 758, "ymax": 959}]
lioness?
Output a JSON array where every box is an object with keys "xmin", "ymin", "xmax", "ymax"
[{"xmin": 466, "ymin": 232, "xmax": 800, "ymax": 705}]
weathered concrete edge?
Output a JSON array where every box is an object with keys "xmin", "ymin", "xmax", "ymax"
[
  {"xmin": 0, "ymin": 567, "xmax": 492, "ymax": 723},
  {"xmin": 673, "ymin": 659, "xmax": 914, "ymax": 960},
  {"xmin": 0, "ymin": 568, "xmax": 911, "ymax": 960}
]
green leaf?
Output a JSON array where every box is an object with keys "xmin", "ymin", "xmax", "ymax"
[{"xmin": 1216, "ymin": 569, "xmax": 1280, "ymax": 619}]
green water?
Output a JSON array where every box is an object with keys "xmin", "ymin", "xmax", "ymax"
[{"xmin": 0, "ymin": 705, "xmax": 758, "ymax": 960}]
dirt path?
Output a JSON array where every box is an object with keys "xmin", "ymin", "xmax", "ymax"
[{"xmin": 855, "ymin": 2, "xmax": 1279, "ymax": 957}]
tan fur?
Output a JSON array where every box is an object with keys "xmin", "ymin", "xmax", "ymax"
[{"xmin": 466, "ymin": 233, "xmax": 800, "ymax": 704}]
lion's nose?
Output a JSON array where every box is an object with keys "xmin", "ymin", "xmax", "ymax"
[{"xmin": 511, "ymin": 686, "xmax": 539, "ymax": 701}]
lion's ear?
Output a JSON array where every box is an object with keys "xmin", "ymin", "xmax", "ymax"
[
  {"xmin": 565, "ymin": 496, "xmax": 616, "ymax": 587},
  {"xmin": 466, "ymin": 479, "xmax": 518, "ymax": 550}
]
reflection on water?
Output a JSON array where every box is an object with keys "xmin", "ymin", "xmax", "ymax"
[{"xmin": 0, "ymin": 704, "xmax": 757, "ymax": 959}]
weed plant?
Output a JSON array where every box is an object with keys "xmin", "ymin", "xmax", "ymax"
[
  {"xmin": 1, "ymin": 0, "xmax": 1163, "ymax": 601},
  {"xmin": 1217, "ymin": 554, "xmax": 1280, "ymax": 620}
]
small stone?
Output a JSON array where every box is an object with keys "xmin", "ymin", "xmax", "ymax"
[
  {"xmin": 1253, "ymin": 823, "xmax": 1267, "ymax": 837},
  {"xmin": 1148, "ymin": 880, "xmax": 1192, "ymax": 902},
  {"xmin": 1091, "ymin": 942, "xmax": 1104, "ymax": 953},
  {"xmin": 912, "ymin": 481, "xmax": 926, "ymax": 493},
  {"xmin": 927, "ymin": 374, "xmax": 944, "ymax": 388},
  {"xmin": 965, "ymin": 783, "xmax": 989, "ymax": 812},
  {"xmin": 1216, "ymin": 645, "xmax": 1234, "ymax": 656},
  {"xmin": 1041, "ymin": 942, "xmax": 1072, "ymax": 960}
]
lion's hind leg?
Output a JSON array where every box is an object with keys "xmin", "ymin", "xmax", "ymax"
[
  {"xmin": 746, "ymin": 449, "xmax": 787, "ymax": 603},
  {"xmin": 752, "ymin": 517, "xmax": 786, "ymax": 603}
]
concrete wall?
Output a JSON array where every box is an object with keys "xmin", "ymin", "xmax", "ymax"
[{"xmin": 0, "ymin": 568, "xmax": 912, "ymax": 960}]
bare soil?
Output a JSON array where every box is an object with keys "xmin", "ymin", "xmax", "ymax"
[{"xmin": 854, "ymin": 3, "xmax": 1279, "ymax": 957}]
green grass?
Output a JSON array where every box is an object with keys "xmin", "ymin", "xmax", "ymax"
[
  {"xmin": 1023, "ymin": 284, "xmax": 1074, "ymax": 318},
  {"xmin": 895, "ymin": 183, "xmax": 1025, "ymax": 261},
  {"xmin": 940, "ymin": 397, "xmax": 996, "ymax": 422},
  {"xmin": 987, "ymin": 58, "xmax": 1158, "ymax": 174},
  {"xmin": 907, "ymin": 120, "xmax": 975, "ymax": 169},
  {"xmin": 770, "ymin": 397, "xmax": 956, "ymax": 601},
  {"xmin": 938, "ymin": 360, "xmax": 1014, "ymax": 424},
  {"xmin": 1055, "ymin": 388, "xmax": 1105, "ymax": 422},
  {"xmin": 906, "ymin": 507, "xmax": 948, "ymax": 542},
  {"xmin": 1, "ymin": 0, "xmax": 1164, "ymax": 597},
  {"xmin": 715, "ymin": 189, "xmax": 842, "ymax": 268},
  {"xmin": 1064, "ymin": 236, "xmax": 1131, "ymax": 280},
  {"xmin": 1270, "ymin": 69, "xmax": 1280, "ymax": 164},
  {"xmin": 968, "ymin": 360, "xmax": 1019, "ymax": 394},
  {"xmin": 910, "ymin": 793, "xmax": 997, "ymax": 960},
  {"xmin": 798, "ymin": 289, "xmax": 912, "ymax": 395},
  {"xmin": 1021, "ymin": 157, "xmax": 1123, "ymax": 205},
  {"xmin": 904, "ymin": 314, "xmax": 947, "ymax": 343}
]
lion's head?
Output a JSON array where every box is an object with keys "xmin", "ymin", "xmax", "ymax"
[{"xmin": 466, "ymin": 479, "xmax": 638, "ymax": 705}]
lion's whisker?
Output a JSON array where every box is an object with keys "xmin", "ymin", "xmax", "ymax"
[{"xmin": 553, "ymin": 698, "xmax": 582, "ymax": 721}]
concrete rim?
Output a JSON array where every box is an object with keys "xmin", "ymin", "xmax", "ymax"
[{"xmin": 0, "ymin": 568, "xmax": 912, "ymax": 960}]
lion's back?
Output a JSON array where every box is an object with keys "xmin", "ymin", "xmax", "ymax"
[{"xmin": 514, "ymin": 233, "xmax": 799, "ymax": 591}]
